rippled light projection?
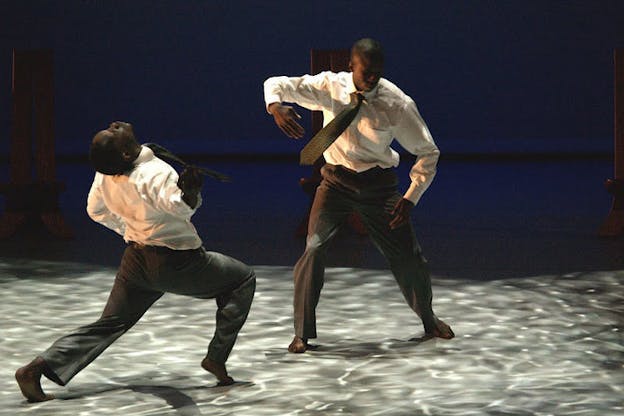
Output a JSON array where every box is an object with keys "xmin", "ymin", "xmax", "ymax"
[{"xmin": 1, "ymin": 261, "xmax": 622, "ymax": 415}]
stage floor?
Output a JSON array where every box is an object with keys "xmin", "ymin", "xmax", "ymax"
[{"xmin": 1, "ymin": 261, "xmax": 622, "ymax": 415}]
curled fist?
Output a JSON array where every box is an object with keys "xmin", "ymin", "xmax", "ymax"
[
  {"xmin": 178, "ymin": 166, "xmax": 204, "ymax": 193},
  {"xmin": 178, "ymin": 166, "xmax": 204, "ymax": 208}
]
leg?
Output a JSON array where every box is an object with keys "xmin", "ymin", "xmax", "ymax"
[
  {"xmin": 149, "ymin": 248, "xmax": 256, "ymax": 384},
  {"xmin": 291, "ymin": 177, "xmax": 352, "ymax": 351},
  {"xmin": 357, "ymin": 192, "xmax": 454, "ymax": 339},
  {"xmin": 202, "ymin": 274, "xmax": 255, "ymax": 385},
  {"xmin": 16, "ymin": 248, "xmax": 163, "ymax": 402}
]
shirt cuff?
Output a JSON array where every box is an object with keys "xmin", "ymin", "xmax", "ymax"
[
  {"xmin": 403, "ymin": 182, "xmax": 423, "ymax": 205},
  {"xmin": 265, "ymin": 96, "xmax": 282, "ymax": 113}
]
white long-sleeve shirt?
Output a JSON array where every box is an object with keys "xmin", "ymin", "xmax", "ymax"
[
  {"xmin": 86, "ymin": 145, "xmax": 203, "ymax": 250},
  {"xmin": 264, "ymin": 71, "xmax": 439, "ymax": 204}
]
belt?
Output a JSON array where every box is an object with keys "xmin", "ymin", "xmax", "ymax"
[
  {"xmin": 331, "ymin": 164, "xmax": 392, "ymax": 177},
  {"xmin": 128, "ymin": 241, "xmax": 202, "ymax": 253},
  {"xmin": 128, "ymin": 242, "xmax": 176, "ymax": 252}
]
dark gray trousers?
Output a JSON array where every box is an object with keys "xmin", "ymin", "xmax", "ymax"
[
  {"xmin": 293, "ymin": 163, "xmax": 437, "ymax": 339},
  {"xmin": 39, "ymin": 245, "xmax": 255, "ymax": 386}
]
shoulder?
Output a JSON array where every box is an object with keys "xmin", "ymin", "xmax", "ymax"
[
  {"xmin": 135, "ymin": 146, "xmax": 176, "ymax": 174},
  {"xmin": 374, "ymin": 79, "xmax": 414, "ymax": 117},
  {"xmin": 377, "ymin": 78, "xmax": 410, "ymax": 102},
  {"xmin": 305, "ymin": 70, "xmax": 346, "ymax": 88},
  {"xmin": 130, "ymin": 157, "xmax": 178, "ymax": 186}
]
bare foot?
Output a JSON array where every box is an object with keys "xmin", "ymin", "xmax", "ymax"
[
  {"xmin": 15, "ymin": 357, "xmax": 54, "ymax": 402},
  {"xmin": 288, "ymin": 336, "xmax": 308, "ymax": 353},
  {"xmin": 201, "ymin": 357, "xmax": 234, "ymax": 386},
  {"xmin": 428, "ymin": 318, "xmax": 455, "ymax": 339}
]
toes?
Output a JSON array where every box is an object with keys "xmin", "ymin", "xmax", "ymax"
[
  {"xmin": 217, "ymin": 377, "xmax": 235, "ymax": 386},
  {"xmin": 288, "ymin": 338, "xmax": 308, "ymax": 353}
]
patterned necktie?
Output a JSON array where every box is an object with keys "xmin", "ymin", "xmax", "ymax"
[
  {"xmin": 299, "ymin": 92, "xmax": 364, "ymax": 165},
  {"xmin": 144, "ymin": 142, "xmax": 231, "ymax": 182}
]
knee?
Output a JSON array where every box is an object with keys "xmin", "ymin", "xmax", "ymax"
[
  {"xmin": 245, "ymin": 267, "xmax": 256, "ymax": 282},
  {"xmin": 388, "ymin": 251, "xmax": 428, "ymax": 272},
  {"xmin": 305, "ymin": 233, "xmax": 331, "ymax": 253},
  {"xmin": 238, "ymin": 269, "xmax": 256, "ymax": 295},
  {"xmin": 245, "ymin": 271, "xmax": 257, "ymax": 292},
  {"xmin": 300, "ymin": 244, "xmax": 328, "ymax": 266}
]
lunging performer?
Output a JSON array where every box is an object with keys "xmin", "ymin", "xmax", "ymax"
[{"xmin": 15, "ymin": 121, "xmax": 255, "ymax": 402}]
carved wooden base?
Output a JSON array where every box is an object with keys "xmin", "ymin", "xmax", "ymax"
[
  {"xmin": 598, "ymin": 208, "xmax": 624, "ymax": 237},
  {"xmin": 599, "ymin": 179, "xmax": 624, "ymax": 237},
  {"xmin": 0, "ymin": 182, "xmax": 73, "ymax": 239}
]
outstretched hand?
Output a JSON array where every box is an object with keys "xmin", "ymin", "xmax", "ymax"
[
  {"xmin": 178, "ymin": 166, "xmax": 204, "ymax": 209},
  {"xmin": 268, "ymin": 102, "xmax": 305, "ymax": 139},
  {"xmin": 389, "ymin": 198, "xmax": 414, "ymax": 229}
]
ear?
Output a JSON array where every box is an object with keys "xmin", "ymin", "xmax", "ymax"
[
  {"xmin": 121, "ymin": 150, "xmax": 133, "ymax": 161},
  {"xmin": 121, "ymin": 146, "xmax": 137, "ymax": 162},
  {"xmin": 121, "ymin": 143, "xmax": 140, "ymax": 162},
  {"xmin": 348, "ymin": 60, "xmax": 353, "ymax": 71}
]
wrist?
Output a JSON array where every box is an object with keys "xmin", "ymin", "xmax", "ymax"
[
  {"xmin": 182, "ymin": 191, "xmax": 199, "ymax": 209},
  {"xmin": 267, "ymin": 102, "xmax": 281, "ymax": 115}
]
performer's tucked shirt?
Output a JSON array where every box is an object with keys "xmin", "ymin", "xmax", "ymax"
[
  {"xmin": 264, "ymin": 71, "xmax": 439, "ymax": 204},
  {"xmin": 87, "ymin": 145, "xmax": 203, "ymax": 250}
]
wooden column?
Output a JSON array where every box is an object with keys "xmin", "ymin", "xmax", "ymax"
[
  {"xmin": 310, "ymin": 49, "xmax": 351, "ymax": 135},
  {"xmin": 0, "ymin": 49, "xmax": 73, "ymax": 239},
  {"xmin": 599, "ymin": 49, "xmax": 624, "ymax": 237},
  {"xmin": 296, "ymin": 49, "xmax": 367, "ymax": 237}
]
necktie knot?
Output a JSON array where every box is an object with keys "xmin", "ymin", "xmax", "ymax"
[{"xmin": 352, "ymin": 92, "xmax": 365, "ymax": 103}]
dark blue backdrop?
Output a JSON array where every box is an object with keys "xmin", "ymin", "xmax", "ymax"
[{"xmin": 0, "ymin": 0, "xmax": 623, "ymax": 156}]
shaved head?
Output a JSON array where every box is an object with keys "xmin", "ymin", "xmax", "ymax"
[
  {"xmin": 351, "ymin": 38, "xmax": 384, "ymax": 66},
  {"xmin": 349, "ymin": 38, "xmax": 384, "ymax": 91}
]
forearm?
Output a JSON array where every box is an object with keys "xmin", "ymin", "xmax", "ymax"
[
  {"xmin": 403, "ymin": 149, "xmax": 439, "ymax": 204},
  {"xmin": 263, "ymin": 74, "xmax": 329, "ymax": 111}
]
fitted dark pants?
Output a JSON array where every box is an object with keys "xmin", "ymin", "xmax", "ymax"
[
  {"xmin": 38, "ymin": 245, "xmax": 255, "ymax": 386},
  {"xmin": 293, "ymin": 163, "xmax": 437, "ymax": 340}
]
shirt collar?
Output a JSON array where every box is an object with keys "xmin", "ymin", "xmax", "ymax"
[
  {"xmin": 347, "ymin": 73, "xmax": 379, "ymax": 100},
  {"xmin": 134, "ymin": 145, "xmax": 155, "ymax": 167}
]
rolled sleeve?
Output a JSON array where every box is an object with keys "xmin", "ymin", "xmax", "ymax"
[
  {"xmin": 263, "ymin": 73, "xmax": 334, "ymax": 112},
  {"xmin": 394, "ymin": 100, "xmax": 440, "ymax": 205},
  {"xmin": 86, "ymin": 173, "xmax": 126, "ymax": 235}
]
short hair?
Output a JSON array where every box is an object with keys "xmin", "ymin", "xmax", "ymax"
[
  {"xmin": 89, "ymin": 132, "xmax": 132, "ymax": 175},
  {"xmin": 351, "ymin": 38, "xmax": 384, "ymax": 65}
]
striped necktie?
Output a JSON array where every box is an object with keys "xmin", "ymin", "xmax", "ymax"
[
  {"xmin": 144, "ymin": 143, "xmax": 231, "ymax": 182},
  {"xmin": 299, "ymin": 92, "xmax": 364, "ymax": 165}
]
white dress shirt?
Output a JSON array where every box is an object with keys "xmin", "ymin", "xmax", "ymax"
[
  {"xmin": 86, "ymin": 145, "xmax": 203, "ymax": 250},
  {"xmin": 264, "ymin": 71, "xmax": 439, "ymax": 204}
]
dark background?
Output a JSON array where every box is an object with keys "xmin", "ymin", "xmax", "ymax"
[
  {"xmin": 1, "ymin": 0, "xmax": 624, "ymax": 277},
  {"xmin": 0, "ymin": 0, "xmax": 623, "ymax": 156}
]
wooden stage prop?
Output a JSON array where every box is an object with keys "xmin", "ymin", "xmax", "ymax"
[
  {"xmin": 296, "ymin": 49, "xmax": 367, "ymax": 237},
  {"xmin": 599, "ymin": 49, "xmax": 624, "ymax": 237},
  {"xmin": 0, "ymin": 49, "xmax": 73, "ymax": 239}
]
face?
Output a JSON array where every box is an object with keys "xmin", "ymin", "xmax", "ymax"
[
  {"xmin": 107, "ymin": 121, "xmax": 135, "ymax": 141},
  {"xmin": 350, "ymin": 53, "xmax": 383, "ymax": 92},
  {"xmin": 90, "ymin": 121, "xmax": 141, "ymax": 174},
  {"xmin": 101, "ymin": 121, "xmax": 137, "ymax": 154}
]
